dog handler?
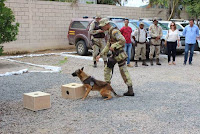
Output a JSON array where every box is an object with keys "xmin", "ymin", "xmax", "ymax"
[
  {"xmin": 96, "ymin": 18, "xmax": 134, "ymax": 96},
  {"xmin": 89, "ymin": 14, "xmax": 107, "ymax": 68}
]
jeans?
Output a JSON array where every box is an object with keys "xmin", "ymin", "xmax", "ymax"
[
  {"xmin": 167, "ymin": 41, "xmax": 177, "ymax": 62},
  {"xmin": 124, "ymin": 43, "xmax": 132, "ymax": 64},
  {"xmin": 184, "ymin": 43, "xmax": 195, "ymax": 64}
]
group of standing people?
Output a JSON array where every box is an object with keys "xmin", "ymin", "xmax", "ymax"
[{"xmin": 90, "ymin": 15, "xmax": 200, "ymax": 97}]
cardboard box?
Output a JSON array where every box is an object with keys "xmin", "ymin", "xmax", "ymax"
[
  {"xmin": 23, "ymin": 91, "xmax": 51, "ymax": 111},
  {"xmin": 61, "ymin": 83, "xmax": 86, "ymax": 99}
]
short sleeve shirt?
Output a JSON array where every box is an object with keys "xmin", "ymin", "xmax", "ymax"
[{"xmin": 120, "ymin": 26, "xmax": 132, "ymax": 44}]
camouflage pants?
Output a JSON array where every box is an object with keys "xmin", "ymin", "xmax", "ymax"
[
  {"xmin": 134, "ymin": 43, "xmax": 146, "ymax": 60},
  {"xmin": 104, "ymin": 62, "xmax": 132, "ymax": 87},
  {"xmin": 149, "ymin": 45, "xmax": 160, "ymax": 59},
  {"xmin": 92, "ymin": 38, "xmax": 107, "ymax": 61}
]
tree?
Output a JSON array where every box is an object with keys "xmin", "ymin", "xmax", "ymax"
[
  {"xmin": 148, "ymin": 0, "xmax": 182, "ymax": 20},
  {"xmin": 183, "ymin": 0, "xmax": 200, "ymax": 27},
  {"xmin": 0, "ymin": 0, "xmax": 19, "ymax": 45}
]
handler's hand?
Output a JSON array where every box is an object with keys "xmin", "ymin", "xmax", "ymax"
[
  {"xmin": 96, "ymin": 55, "xmax": 100, "ymax": 62},
  {"xmin": 109, "ymin": 47, "xmax": 114, "ymax": 51}
]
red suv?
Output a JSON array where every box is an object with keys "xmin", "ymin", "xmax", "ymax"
[{"xmin": 68, "ymin": 17, "xmax": 94, "ymax": 55}]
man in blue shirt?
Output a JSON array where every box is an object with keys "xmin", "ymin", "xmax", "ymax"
[{"xmin": 183, "ymin": 19, "xmax": 200, "ymax": 65}]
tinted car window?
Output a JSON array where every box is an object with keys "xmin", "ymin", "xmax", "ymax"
[
  {"xmin": 180, "ymin": 23, "xmax": 189, "ymax": 27},
  {"xmin": 71, "ymin": 21, "xmax": 89, "ymax": 29},
  {"xmin": 115, "ymin": 22, "xmax": 137, "ymax": 31},
  {"xmin": 109, "ymin": 22, "xmax": 118, "ymax": 28},
  {"xmin": 158, "ymin": 23, "xmax": 169, "ymax": 30},
  {"xmin": 176, "ymin": 24, "xmax": 183, "ymax": 31}
]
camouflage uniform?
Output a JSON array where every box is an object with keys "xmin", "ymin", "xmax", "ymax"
[
  {"xmin": 100, "ymin": 26, "xmax": 132, "ymax": 87},
  {"xmin": 89, "ymin": 20, "xmax": 107, "ymax": 66},
  {"xmin": 149, "ymin": 24, "xmax": 163, "ymax": 59}
]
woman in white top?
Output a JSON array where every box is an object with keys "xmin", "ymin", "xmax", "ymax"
[{"xmin": 165, "ymin": 22, "xmax": 180, "ymax": 65}]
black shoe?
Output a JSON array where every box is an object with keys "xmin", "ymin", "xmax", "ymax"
[
  {"xmin": 150, "ymin": 59, "xmax": 153, "ymax": 66},
  {"xmin": 183, "ymin": 62, "xmax": 186, "ymax": 65},
  {"xmin": 93, "ymin": 61, "xmax": 97, "ymax": 68},
  {"xmin": 135, "ymin": 61, "xmax": 138, "ymax": 67},
  {"xmin": 142, "ymin": 60, "xmax": 148, "ymax": 66},
  {"xmin": 156, "ymin": 58, "xmax": 161, "ymax": 65},
  {"xmin": 189, "ymin": 63, "xmax": 192, "ymax": 65},
  {"xmin": 124, "ymin": 86, "xmax": 135, "ymax": 96}
]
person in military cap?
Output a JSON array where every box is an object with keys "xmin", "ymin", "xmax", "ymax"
[
  {"xmin": 89, "ymin": 14, "xmax": 107, "ymax": 68},
  {"xmin": 132, "ymin": 22, "xmax": 148, "ymax": 67},
  {"xmin": 149, "ymin": 17, "xmax": 163, "ymax": 66},
  {"xmin": 96, "ymin": 18, "xmax": 134, "ymax": 96}
]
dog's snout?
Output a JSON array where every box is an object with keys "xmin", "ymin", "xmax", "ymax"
[{"xmin": 72, "ymin": 72, "xmax": 77, "ymax": 77}]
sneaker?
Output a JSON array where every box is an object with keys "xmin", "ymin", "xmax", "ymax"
[{"xmin": 127, "ymin": 64, "xmax": 133, "ymax": 67}]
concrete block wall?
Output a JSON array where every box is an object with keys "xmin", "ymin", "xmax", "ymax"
[{"xmin": 3, "ymin": 0, "xmax": 189, "ymax": 53}]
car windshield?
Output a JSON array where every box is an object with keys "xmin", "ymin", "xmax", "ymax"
[
  {"xmin": 115, "ymin": 22, "xmax": 137, "ymax": 31},
  {"xmin": 158, "ymin": 23, "xmax": 169, "ymax": 30},
  {"xmin": 180, "ymin": 23, "xmax": 189, "ymax": 27}
]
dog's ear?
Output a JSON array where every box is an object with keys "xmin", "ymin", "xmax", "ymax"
[{"xmin": 81, "ymin": 67, "xmax": 84, "ymax": 71}]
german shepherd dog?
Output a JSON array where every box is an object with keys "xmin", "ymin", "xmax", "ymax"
[{"xmin": 72, "ymin": 67, "xmax": 120, "ymax": 100}]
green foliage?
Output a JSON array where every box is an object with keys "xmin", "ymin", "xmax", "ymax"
[
  {"xmin": 0, "ymin": 0, "xmax": 19, "ymax": 44},
  {"xmin": 183, "ymin": 0, "xmax": 200, "ymax": 19},
  {"xmin": 149, "ymin": 0, "xmax": 168, "ymax": 8}
]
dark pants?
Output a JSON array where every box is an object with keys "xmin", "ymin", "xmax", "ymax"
[
  {"xmin": 167, "ymin": 41, "xmax": 177, "ymax": 62},
  {"xmin": 184, "ymin": 43, "xmax": 195, "ymax": 64}
]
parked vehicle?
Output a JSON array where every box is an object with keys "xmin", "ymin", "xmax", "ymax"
[{"xmin": 68, "ymin": 17, "xmax": 94, "ymax": 56}]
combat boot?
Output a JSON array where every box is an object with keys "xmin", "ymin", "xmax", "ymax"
[
  {"xmin": 150, "ymin": 59, "xmax": 153, "ymax": 66},
  {"xmin": 123, "ymin": 86, "xmax": 135, "ymax": 96},
  {"xmin": 156, "ymin": 58, "xmax": 161, "ymax": 65},
  {"xmin": 104, "ymin": 61, "xmax": 107, "ymax": 67},
  {"xmin": 93, "ymin": 61, "xmax": 97, "ymax": 68},
  {"xmin": 142, "ymin": 60, "xmax": 148, "ymax": 66},
  {"xmin": 135, "ymin": 61, "xmax": 138, "ymax": 67}
]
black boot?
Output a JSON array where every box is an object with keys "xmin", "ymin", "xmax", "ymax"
[
  {"xmin": 104, "ymin": 61, "xmax": 107, "ymax": 67},
  {"xmin": 156, "ymin": 58, "xmax": 161, "ymax": 65},
  {"xmin": 142, "ymin": 60, "xmax": 148, "ymax": 66},
  {"xmin": 150, "ymin": 59, "xmax": 153, "ymax": 66},
  {"xmin": 93, "ymin": 61, "xmax": 97, "ymax": 68},
  {"xmin": 124, "ymin": 86, "xmax": 135, "ymax": 96},
  {"xmin": 135, "ymin": 61, "xmax": 138, "ymax": 67}
]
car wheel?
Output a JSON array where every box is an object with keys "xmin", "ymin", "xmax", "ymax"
[
  {"xmin": 76, "ymin": 40, "xmax": 88, "ymax": 56},
  {"xmin": 160, "ymin": 40, "xmax": 167, "ymax": 54}
]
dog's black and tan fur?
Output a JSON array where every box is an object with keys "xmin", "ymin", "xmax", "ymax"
[{"xmin": 72, "ymin": 67, "xmax": 120, "ymax": 100}]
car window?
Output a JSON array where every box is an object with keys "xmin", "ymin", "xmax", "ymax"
[
  {"xmin": 180, "ymin": 23, "xmax": 189, "ymax": 27},
  {"xmin": 71, "ymin": 21, "xmax": 89, "ymax": 29},
  {"xmin": 176, "ymin": 24, "xmax": 183, "ymax": 31},
  {"xmin": 158, "ymin": 23, "xmax": 169, "ymax": 30},
  {"xmin": 115, "ymin": 22, "xmax": 137, "ymax": 31},
  {"xmin": 109, "ymin": 22, "xmax": 118, "ymax": 28}
]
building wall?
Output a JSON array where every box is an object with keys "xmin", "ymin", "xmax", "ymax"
[{"xmin": 3, "ymin": 0, "xmax": 189, "ymax": 53}]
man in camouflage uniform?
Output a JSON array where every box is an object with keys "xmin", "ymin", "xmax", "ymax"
[
  {"xmin": 89, "ymin": 14, "xmax": 107, "ymax": 68},
  {"xmin": 96, "ymin": 18, "xmax": 134, "ymax": 96},
  {"xmin": 149, "ymin": 17, "xmax": 163, "ymax": 66}
]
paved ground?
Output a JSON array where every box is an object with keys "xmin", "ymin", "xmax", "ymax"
[{"xmin": 0, "ymin": 51, "xmax": 200, "ymax": 134}]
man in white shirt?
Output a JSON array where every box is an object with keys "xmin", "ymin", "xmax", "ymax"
[{"xmin": 132, "ymin": 22, "xmax": 148, "ymax": 67}]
